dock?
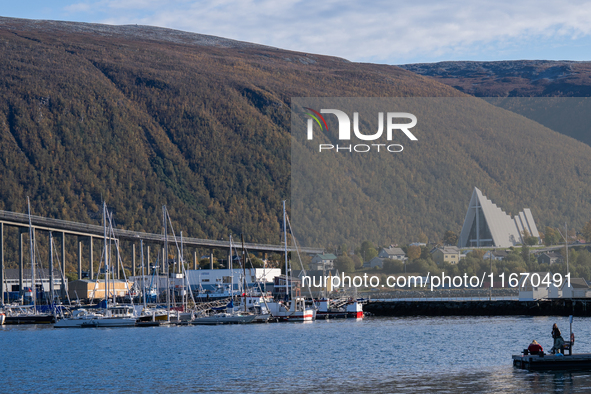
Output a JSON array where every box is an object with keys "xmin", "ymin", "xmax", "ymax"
[
  {"xmin": 513, "ymin": 353, "xmax": 591, "ymax": 370},
  {"xmin": 365, "ymin": 299, "xmax": 591, "ymax": 317}
]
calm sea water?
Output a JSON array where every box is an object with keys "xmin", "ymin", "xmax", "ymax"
[{"xmin": 2, "ymin": 315, "xmax": 591, "ymax": 393}]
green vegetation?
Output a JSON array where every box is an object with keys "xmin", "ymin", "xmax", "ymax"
[
  {"xmin": 583, "ymin": 220, "xmax": 591, "ymax": 243},
  {"xmin": 334, "ymin": 255, "xmax": 355, "ymax": 273},
  {"xmin": 443, "ymin": 230, "xmax": 458, "ymax": 246},
  {"xmin": 332, "ymin": 232, "xmax": 591, "ymax": 282},
  {"xmin": 1, "ymin": 19, "xmax": 591, "ymax": 274}
]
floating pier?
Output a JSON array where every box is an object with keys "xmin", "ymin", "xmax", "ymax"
[{"xmin": 513, "ymin": 353, "xmax": 591, "ymax": 370}]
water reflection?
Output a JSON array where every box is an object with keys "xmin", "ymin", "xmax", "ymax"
[{"xmin": 301, "ymin": 369, "xmax": 591, "ymax": 394}]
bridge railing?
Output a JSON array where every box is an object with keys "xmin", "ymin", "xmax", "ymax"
[{"xmin": 0, "ymin": 209, "xmax": 323, "ymax": 254}]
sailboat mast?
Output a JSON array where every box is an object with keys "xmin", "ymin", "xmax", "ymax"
[
  {"xmin": 283, "ymin": 201, "xmax": 289, "ymax": 302},
  {"xmin": 181, "ymin": 231, "xmax": 186, "ymax": 310},
  {"xmin": 103, "ymin": 203, "xmax": 109, "ymax": 309},
  {"xmin": 229, "ymin": 235, "xmax": 233, "ymax": 302},
  {"xmin": 27, "ymin": 197, "xmax": 36, "ymax": 308},
  {"xmin": 49, "ymin": 231, "xmax": 54, "ymax": 304},
  {"xmin": 109, "ymin": 211, "xmax": 114, "ymax": 305},
  {"xmin": 141, "ymin": 239, "xmax": 146, "ymax": 309},
  {"xmin": 241, "ymin": 234, "xmax": 247, "ymax": 312},
  {"xmin": 164, "ymin": 206, "xmax": 170, "ymax": 322}
]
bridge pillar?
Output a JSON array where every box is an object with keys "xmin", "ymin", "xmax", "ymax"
[
  {"xmin": 89, "ymin": 236, "xmax": 93, "ymax": 280},
  {"xmin": 209, "ymin": 250, "xmax": 214, "ymax": 270},
  {"xmin": 19, "ymin": 231, "xmax": 24, "ymax": 299},
  {"xmin": 60, "ymin": 232, "xmax": 66, "ymax": 300},
  {"xmin": 0, "ymin": 223, "xmax": 4, "ymax": 304},
  {"xmin": 194, "ymin": 251, "xmax": 197, "ymax": 270},
  {"xmin": 132, "ymin": 243, "xmax": 136, "ymax": 277},
  {"xmin": 49, "ymin": 231, "xmax": 54, "ymax": 304},
  {"xmin": 227, "ymin": 249, "xmax": 232, "ymax": 269},
  {"xmin": 146, "ymin": 245, "xmax": 150, "ymax": 272},
  {"xmin": 78, "ymin": 238, "xmax": 82, "ymax": 280}
]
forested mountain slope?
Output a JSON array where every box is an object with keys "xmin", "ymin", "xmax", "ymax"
[{"xmin": 0, "ymin": 17, "xmax": 590, "ymax": 249}]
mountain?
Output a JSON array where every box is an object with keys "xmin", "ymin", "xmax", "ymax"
[
  {"xmin": 0, "ymin": 16, "xmax": 458, "ymax": 248},
  {"xmin": 398, "ymin": 60, "xmax": 591, "ymax": 97},
  {"xmin": 0, "ymin": 17, "xmax": 590, "ymax": 254},
  {"xmin": 399, "ymin": 60, "xmax": 591, "ymax": 148}
]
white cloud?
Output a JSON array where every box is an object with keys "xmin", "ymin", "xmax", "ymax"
[
  {"xmin": 64, "ymin": 3, "xmax": 93, "ymax": 13},
  {"xmin": 59, "ymin": 0, "xmax": 591, "ymax": 63}
]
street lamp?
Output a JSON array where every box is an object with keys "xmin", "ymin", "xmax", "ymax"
[{"xmin": 557, "ymin": 223, "xmax": 569, "ymax": 275}]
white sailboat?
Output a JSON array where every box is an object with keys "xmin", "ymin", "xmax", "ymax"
[
  {"xmin": 191, "ymin": 235, "xmax": 259, "ymax": 325},
  {"xmin": 5, "ymin": 198, "xmax": 56, "ymax": 324},
  {"xmin": 191, "ymin": 299, "xmax": 257, "ymax": 325},
  {"xmin": 55, "ymin": 203, "xmax": 136, "ymax": 328},
  {"xmin": 54, "ymin": 305, "xmax": 137, "ymax": 328},
  {"xmin": 265, "ymin": 201, "xmax": 315, "ymax": 322}
]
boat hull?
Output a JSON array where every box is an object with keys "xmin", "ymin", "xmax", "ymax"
[
  {"xmin": 55, "ymin": 317, "xmax": 136, "ymax": 328},
  {"xmin": 191, "ymin": 314, "xmax": 257, "ymax": 325},
  {"xmin": 4, "ymin": 314, "xmax": 56, "ymax": 325},
  {"xmin": 253, "ymin": 314, "xmax": 270, "ymax": 323},
  {"xmin": 316, "ymin": 311, "xmax": 348, "ymax": 319},
  {"xmin": 274, "ymin": 310, "xmax": 315, "ymax": 322},
  {"xmin": 347, "ymin": 311, "xmax": 364, "ymax": 319}
]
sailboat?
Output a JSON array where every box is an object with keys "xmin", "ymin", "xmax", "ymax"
[
  {"xmin": 191, "ymin": 235, "xmax": 261, "ymax": 325},
  {"xmin": 4, "ymin": 198, "xmax": 56, "ymax": 325},
  {"xmin": 265, "ymin": 201, "xmax": 315, "ymax": 322},
  {"xmin": 191, "ymin": 298, "xmax": 257, "ymax": 325},
  {"xmin": 55, "ymin": 203, "xmax": 136, "ymax": 328},
  {"xmin": 231, "ymin": 236, "xmax": 271, "ymax": 323}
]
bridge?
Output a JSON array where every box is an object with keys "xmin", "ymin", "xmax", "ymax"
[{"xmin": 0, "ymin": 209, "xmax": 323, "ymax": 303}]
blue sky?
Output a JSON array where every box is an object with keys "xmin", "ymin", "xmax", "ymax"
[{"xmin": 2, "ymin": 0, "xmax": 591, "ymax": 64}]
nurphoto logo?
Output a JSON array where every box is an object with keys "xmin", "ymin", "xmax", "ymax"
[{"xmin": 304, "ymin": 107, "xmax": 418, "ymax": 153}]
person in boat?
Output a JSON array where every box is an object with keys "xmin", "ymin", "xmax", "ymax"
[
  {"xmin": 551, "ymin": 323, "xmax": 565, "ymax": 354},
  {"xmin": 528, "ymin": 340, "xmax": 543, "ymax": 355}
]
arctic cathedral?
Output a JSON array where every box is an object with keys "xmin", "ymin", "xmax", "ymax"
[{"xmin": 458, "ymin": 187, "xmax": 540, "ymax": 248}]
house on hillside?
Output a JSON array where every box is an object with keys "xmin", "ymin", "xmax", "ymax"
[
  {"xmin": 483, "ymin": 250, "xmax": 509, "ymax": 261},
  {"xmin": 309, "ymin": 254, "xmax": 337, "ymax": 271},
  {"xmin": 431, "ymin": 246, "xmax": 461, "ymax": 265},
  {"xmin": 378, "ymin": 247, "xmax": 407, "ymax": 261},
  {"xmin": 364, "ymin": 257, "xmax": 385, "ymax": 269},
  {"xmin": 537, "ymin": 252, "xmax": 563, "ymax": 266}
]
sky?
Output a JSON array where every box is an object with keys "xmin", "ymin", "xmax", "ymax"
[{"xmin": 2, "ymin": 0, "xmax": 591, "ymax": 65}]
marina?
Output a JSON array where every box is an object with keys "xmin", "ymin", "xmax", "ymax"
[{"xmin": 1, "ymin": 202, "xmax": 365, "ymax": 327}]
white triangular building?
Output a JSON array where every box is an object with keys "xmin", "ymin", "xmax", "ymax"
[{"xmin": 458, "ymin": 187, "xmax": 540, "ymax": 248}]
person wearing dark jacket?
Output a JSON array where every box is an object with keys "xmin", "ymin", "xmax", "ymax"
[{"xmin": 551, "ymin": 323, "xmax": 565, "ymax": 354}]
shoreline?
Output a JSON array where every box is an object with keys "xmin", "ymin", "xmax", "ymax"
[{"xmin": 365, "ymin": 299, "xmax": 591, "ymax": 317}]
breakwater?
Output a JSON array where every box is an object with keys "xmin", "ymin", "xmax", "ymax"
[{"xmin": 365, "ymin": 299, "xmax": 591, "ymax": 317}]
